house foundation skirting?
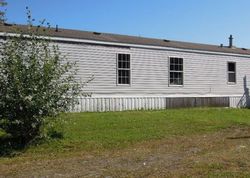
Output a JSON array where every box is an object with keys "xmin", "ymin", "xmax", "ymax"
[{"xmin": 71, "ymin": 96, "xmax": 245, "ymax": 112}]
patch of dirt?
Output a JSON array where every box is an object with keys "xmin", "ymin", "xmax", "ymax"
[{"xmin": 1, "ymin": 126, "xmax": 250, "ymax": 177}]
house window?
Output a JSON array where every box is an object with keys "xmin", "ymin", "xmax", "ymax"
[
  {"xmin": 228, "ymin": 62, "xmax": 236, "ymax": 83},
  {"xmin": 169, "ymin": 57, "xmax": 183, "ymax": 85},
  {"xmin": 117, "ymin": 54, "xmax": 130, "ymax": 85}
]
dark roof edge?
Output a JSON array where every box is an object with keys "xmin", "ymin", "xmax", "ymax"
[{"xmin": 0, "ymin": 23, "xmax": 250, "ymax": 56}]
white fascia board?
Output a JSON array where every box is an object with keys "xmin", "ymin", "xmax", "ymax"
[
  {"xmin": 1, "ymin": 32, "xmax": 250, "ymax": 58},
  {"xmin": 85, "ymin": 94, "xmax": 243, "ymax": 98}
]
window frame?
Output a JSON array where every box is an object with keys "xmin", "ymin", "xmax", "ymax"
[
  {"xmin": 116, "ymin": 53, "xmax": 132, "ymax": 86},
  {"xmin": 227, "ymin": 61, "xmax": 236, "ymax": 84},
  {"xmin": 168, "ymin": 56, "xmax": 184, "ymax": 87}
]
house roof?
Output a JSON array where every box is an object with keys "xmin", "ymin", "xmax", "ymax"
[{"xmin": 0, "ymin": 23, "xmax": 250, "ymax": 55}]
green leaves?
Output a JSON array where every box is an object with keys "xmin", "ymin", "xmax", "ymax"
[
  {"xmin": 0, "ymin": 0, "xmax": 7, "ymax": 23},
  {"xmin": 0, "ymin": 11, "xmax": 85, "ymax": 144}
]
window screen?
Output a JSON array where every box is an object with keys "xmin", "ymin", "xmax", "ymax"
[
  {"xmin": 117, "ymin": 54, "xmax": 130, "ymax": 85},
  {"xmin": 228, "ymin": 62, "xmax": 236, "ymax": 83},
  {"xmin": 169, "ymin": 57, "xmax": 183, "ymax": 85}
]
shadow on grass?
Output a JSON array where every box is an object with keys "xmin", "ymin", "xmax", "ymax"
[
  {"xmin": 0, "ymin": 136, "xmax": 26, "ymax": 157},
  {"xmin": 0, "ymin": 130, "xmax": 64, "ymax": 157},
  {"xmin": 48, "ymin": 130, "xmax": 64, "ymax": 140}
]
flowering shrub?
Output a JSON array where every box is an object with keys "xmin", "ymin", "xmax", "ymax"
[{"xmin": 0, "ymin": 10, "xmax": 88, "ymax": 145}]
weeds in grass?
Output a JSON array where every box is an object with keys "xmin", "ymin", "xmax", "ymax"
[{"xmin": 1, "ymin": 108, "xmax": 250, "ymax": 157}]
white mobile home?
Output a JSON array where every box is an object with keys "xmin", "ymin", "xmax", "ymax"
[{"xmin": 1, "ymin": 24, "xmax": 250, "ymax": 112}]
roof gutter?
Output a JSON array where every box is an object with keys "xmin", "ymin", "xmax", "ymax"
[{"xmin": 1, "ymin": 32, "xmax": 250, "ymax": 58}]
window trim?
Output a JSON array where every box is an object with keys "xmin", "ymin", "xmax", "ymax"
[
  {"xmin": 116, "ymin": 53, "xmax": 132, "ymax": 86},
  {"xmin": 168, "ymin": 56, "xmax": 184, "ymax": 87},
  {"xmin": 227, "ymin": 61, "xmax": 236, "ymax": 85}
]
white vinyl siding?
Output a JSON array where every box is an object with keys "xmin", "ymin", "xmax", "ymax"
[{"xmin": 55, "ymin": 42, "xmax": 250, "ymax": 98}]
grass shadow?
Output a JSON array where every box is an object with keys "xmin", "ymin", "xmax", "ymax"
[
  {"xmin": 0, "ymin": 130, "xmax": 64, "ymax": 157},
  {"xmin": 48, "ymin": 130, "xmax": 64, "ymax": 140},
  {"xmin": 0, "ymin": 136, "xmax": 27, "ymax": 157}
]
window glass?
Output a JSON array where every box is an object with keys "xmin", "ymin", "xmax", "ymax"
[
  {"xmin": 117, "ymin": 54, "xmax": 130, "ymax": 85},
  {"xmin": 228, "ymin": 62, "xmax": 236, "ymax": 83},
  {"xmin": 228, "ymin": 63, "xmax": 235, "ymax": 72},
  {"xmin": 169, "ymin": 57, "xmax": 183, "ymax": 85}
]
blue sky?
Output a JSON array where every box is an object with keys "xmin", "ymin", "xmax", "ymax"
[{"xmin": 4, "ymin": 0, "xmax": 250, "ymax": 48}]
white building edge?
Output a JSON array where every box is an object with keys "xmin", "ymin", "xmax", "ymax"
[{"xmin": 1, "ymin": 24, "xmax": 250, "ymax": 112}]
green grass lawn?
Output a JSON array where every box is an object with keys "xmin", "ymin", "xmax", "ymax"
[
  {"xmin": 23, "ymin": 108, "xmax": 250, "ymax": 156},
  {"xmin": 2, "ymin": 108, "xmax": 250, "ymax": 177}
]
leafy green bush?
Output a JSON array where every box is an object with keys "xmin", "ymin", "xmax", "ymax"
[{"xmin": 0, "ymin": 9, "xmax": 88, "ymax": 146}]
